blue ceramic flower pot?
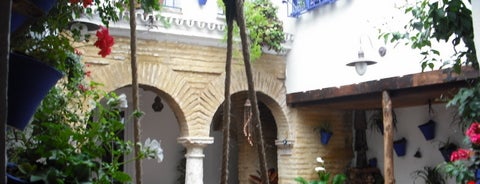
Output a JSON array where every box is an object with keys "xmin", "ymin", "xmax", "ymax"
[
  {"xmin": 10, "ymin": 0, "xmax": 57, "ymax": 33},
  {"xmin": 7, "ymin": 52, "xmax": 63, "ymax": 130},
  {"xmin": 198, "ymin": 0, "xmax": 207, "ymax": 5},
  {"xmin": 320, "ymin": 131, "xmax": 332, "ymax": 145},
  {"xmin": 393, "ymin": 138, "xmax": 407, "ymax": 157},
  {"xmin": 418, "ymin": 120, "xmax": 436, "ymax": 141}
]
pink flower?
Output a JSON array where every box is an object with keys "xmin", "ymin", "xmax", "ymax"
[
  {"xmin": 450, "ymin": 149, "xmax": 471, "ymax": 162},
  {"xmin": 94, "ymin": 27, "xmax": 115, "ymax": 58},
  {"xmin": 85, "ymin": 71, "xmax": 91, "ymax": 77},
  {"xmin": 466, "ymin": 122, "xmax": 480, "ymax": 145},
  {"xmin": 74, "ymin": 48, "xmax": 83, "ymax": 56}
]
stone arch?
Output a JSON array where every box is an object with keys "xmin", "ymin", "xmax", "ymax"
[
  {"xmin": 89, "ymin": 61, "xmax": 190, "ymax": 136},
  {"xmin": 200, "ymin": 69, "xmax": 291, "ymax": 140}
]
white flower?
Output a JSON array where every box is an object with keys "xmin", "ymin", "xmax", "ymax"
[
  {"xmin": 316, "ymin": 157, "xmax": 324, "ymax": 163},
  {"xmin": 143, "ymin": 138, "xmax": 164, "ymax": 163},
  {"xmin": 36, "ymin": 157, "xmax": 47, "ymax": 165},
  {"xmin": 315, "ymin": 166, "xmax": 326, "ymax": 172},
  {"xmin": 118, "ymin": 93, "xmax": 128, "ymax": 108}
]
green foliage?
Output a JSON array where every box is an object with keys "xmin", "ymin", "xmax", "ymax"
[
  {"xmin": 411, "ymin": 166, "xmax": 446, "ymax": 184},
  {"xmin": 245, "ymin": 0, "xmax": 285, "ymax": 53},
  {"xmin": 315, "ymin": 121, "xmax": 332, "ymax": 134},
  {"xmin": 294, "ymin": 173, "xmax": 347, "ymax": 184},
  {"xmin": 294, "ymin": 157, "xmax": 346, "ymax": 184},
  {"xmin": 439, "ymin": 161, "xmax": 475, "ymax": 183},
  {"xmin": 6, "ymin": 54, "xmax": 153, "ymax": 183},
  {"xmin": 10, "ymin": 0, "xmax": 161, "ymax": 74},
  {"xmin": 447, "ymin": 81, "xmax": 480, "ymax": 129},
  {"xmin": 218, "ymin": 0, "xmax": 285, "ymax": 61},
  {"xmin": 379, "ymin": 0, "xmax": 476, "ymax": 73}
]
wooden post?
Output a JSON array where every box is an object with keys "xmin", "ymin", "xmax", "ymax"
[
  {"xmin": 382, "ymin": 91, "xmax": 394, "ymax": 184},
  {"xmin": 0, "ymin": 0, "xmax": 11, "ymax": 183}
]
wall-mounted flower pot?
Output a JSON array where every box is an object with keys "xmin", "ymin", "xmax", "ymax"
[
  {"xmin": 7, "ymin": 52, "xmax": 63, "ymax": 130},
  {"xmin": 198, "ymin": 0, "xmax": 207, "ymax": 6},
  {"xmin": 368, "ymin": 158, "xmax": 377, "ymax": 167},
  {"xmin": 418, "ymin": 120, "xmax": 436, "ymax": 141},
  {"xmin": 393, "ymin": 138, "xmax": 407, "ymax": 157},
  {"xmin": 320, "ymin": 130, "xmax": 333, "ymax": 145},
  {"xmin": 10, "ymin": 0, "xmax": 57, "ymax": 33},
  {"xmin": 439, "ymin": 143, "xmax": 458, "ymax": 162}
]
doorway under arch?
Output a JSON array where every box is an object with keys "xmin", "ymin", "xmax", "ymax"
[
  {"xmin": 115, "ymin": 86, "xmax": 184, "ymax": 183},
  {"xmin": 205, "ymin": 92, "xmax": 278, "ymax": 184}
]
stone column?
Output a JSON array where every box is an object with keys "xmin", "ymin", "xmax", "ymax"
[{"xmin": 178, "ymin": 137, "xmax": 214, "ymax": 184}]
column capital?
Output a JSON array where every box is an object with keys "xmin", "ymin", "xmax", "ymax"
[{"xmin": 177, "ymin": 136, "xmax": 214, "ymax": 147}]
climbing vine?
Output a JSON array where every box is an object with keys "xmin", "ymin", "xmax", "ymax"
[{"xmin": 218, "ymin": 0, "xmax": 285, "ymax": 61}]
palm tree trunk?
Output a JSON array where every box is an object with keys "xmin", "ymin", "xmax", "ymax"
[
  {"xmin": 129, "ymin": 0, "xmax": 142, "ymax": 183},
  {"xmin": 220, "ymin": 17, "xmax": 234, "ymax": 184},
  {"xmin": 235, "ymin": 0, "xmax": 269, "ymax": 183}
]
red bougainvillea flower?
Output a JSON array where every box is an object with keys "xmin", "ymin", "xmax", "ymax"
[
  {"xmin": 466, "ymin": 122, "xmax": 480, "ymax": 145},
  {"xmin": 94, "ymin": 27, "xmax": 115, "ymax": 58},
  {"xmin": 466, "ymin": 181, "xmax": 475, "ymax": 184},
  {"xmin": 450, "ymin": 148, "xmax": 472, "ymax": 162},
  {"xmin": 83, "ymin": 0, "xmax": 93, "ymax": 7},
  {"xmin": 69, "ymin": 0, "xmax": 92, "ymax": 7},
  {"xmin": 78, "ymin": 84, "xmax": 89, "ymax": 92}
]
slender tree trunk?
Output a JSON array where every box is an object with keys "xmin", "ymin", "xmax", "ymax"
[
  {"xmin": 220, "ymin": 17, "xmax": 234, "ymax": 184},
  {"xmin": 129, "ymin": 1, "xmax": 142, "ymax": 184},
  {"xmin": 235, "ymin": 0, "xmax": 269, "ymax": 183}
]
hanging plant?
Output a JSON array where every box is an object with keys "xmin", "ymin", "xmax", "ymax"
[{"xmin": 368, "ymin": 109, "xmax": 398, "ymax": 135}]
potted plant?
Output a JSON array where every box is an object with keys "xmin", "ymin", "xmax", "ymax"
[
  {"xmin": 438, "ymin": 139, "xmax": 458, "ymax": 162},
  {"xmin": 7, "ymin": 0, "xmax": 162, "ymax": 130},
  {"xmin": 316, "ymin": 122, "xmax": 333, "ymax": 145},
  {"xmin": 393, "ymin": 137, "xmax": 407, "ymax": 157},
  {"xmin": 294, "ymin": 157, "xmax": 347, "ymax": 184},
  {"xmin": 6, "ymin": 53, "xmax": 164, "ymax": 183},
  {"xmin": 411, "ymin": 166, "xmax": 446, "ymax": 184},
  {"xmin": 368, "ymin": 109, "xmax": 397, "ymax": 135},
  {"xmin": 198, "ymin": 0, "xmax": 207, "ymax": 5},
  {"xmin": 418, "ymin": 119, "xmax": 436, "ymax": 141}
]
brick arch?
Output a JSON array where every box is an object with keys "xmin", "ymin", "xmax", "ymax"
[
  {"xmin": 200, "ymin": 69, "xmax": 291, "ymax": 139},
  {"xmin": 89, "ymin": 61, "xmax": 190, "ymax": 136}
]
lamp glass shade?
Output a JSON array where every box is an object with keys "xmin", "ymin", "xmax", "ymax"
[{"xmin": 355, "ymin": 62, "xmax": 368, "ymax": 76}]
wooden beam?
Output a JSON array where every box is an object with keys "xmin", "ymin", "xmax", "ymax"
[
  {"xmin": 287, "ymin": 67, "xmax": 478, "ymax": 109},
  {"xmin": 382, "ymin": 91, "xmax": 394, "ymax": 184}
]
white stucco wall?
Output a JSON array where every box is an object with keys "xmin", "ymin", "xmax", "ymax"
[
  {"xmin": 283, "ymin": 0, "xmax": 447, "ymax": 93},
  {"xmin": 365, "ymin": 103, "xmax": 464, "ymax": 183}
]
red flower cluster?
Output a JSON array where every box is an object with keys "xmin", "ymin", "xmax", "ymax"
[
  {"xmin": 467, "ymin": 181, "xmax": 475, "ymax": 184},
  {"xmin": 450, "ymin": 148, "xmax": 472, "ymax": 162},
  {"xmin": 94, "ymin": 27, "xmax": 115, "ymax": 58},
  {"xmin": 78, "ymin": 84, "xmax": 89, "ymax": 92},
  {"xmin": 85, "ymin": 71, "xmax": 91, "ymax": 77},
  {"xmin": 69, "ymin": 0, "xmax": 93, "ymax": 8},
  {"xmin": 467, "ymin": 122, "xmax": 480, "ymax": 145}
]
